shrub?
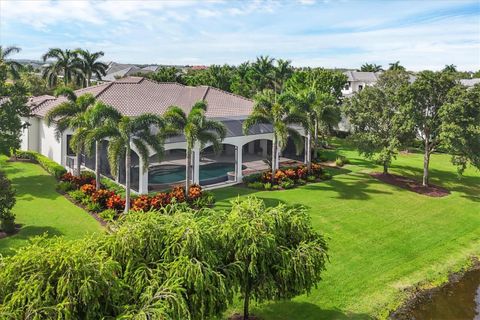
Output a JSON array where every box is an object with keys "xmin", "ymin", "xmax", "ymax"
[
  {"xmin": 284, "ymin": 168, "xmax": 297, "ymax": 180},
  {"xmin": 0, "ymin": 171, "xmax": 16, "ymax": 234},
  {"xmin": 191, "ymin": 191, "xmax": 215, "ymax": 208},
  {"xmin": 320, "ymin": 172, "xmax": 332, "ymax": 180},
  {"xmin": 106, "ymin": 194, "xmax": 125, "ymax": 212},
  {"xmin": 132, "ymin": 195, "xmax": 151, "ymax": 212},
  {"xmin": 264, "ymin": 182, "xmax": 272, "ymax": 190},
  {"xmin": 248, "ymin": 181, "xmax": 265, "ymax": 190},
  {"xmin": 170, "ymin": 186, "xmax": 186, "ymax": 203},
  {"xmin": 17, "ymin": 150, "xmax": 67, "ymax": 179},
  {"xmin": 274, "ymin": 170, "xmax": 287, "ymax": 183},
  {"xmin": 280, "ymin": 178, "xmax": 295, "ymax": 189},
  {"xmin": 56, "ymin": 181, "xmax": 75, "ymax": 193},
  {"xmin": 272, "ymin": 185, "xmax": 280, "ymax": 190},
  {"xmin": 242, "ymin": 173, "xmax": 262, "ymax": 184},
  {"xmin": 311, "ymin": 163, "xmax": 323, "ymax": 177},
  {"xmin": 307, "ymin": 175, "xmax": 317, "ymax": 182},
  {"xmin": 100, "ymin": 178, "xmax": 125, "ymax": 195},
  {"xmin": 91, "ymin": 189, "xmax": 115, "ymax": 208},
  {"xmin": 188, "ymin": 184, "xmax": 202, "ymax": 201},
  {"xmin": 335, "ymin": 156, "xmax": 349, "ymax": 167},
  {"xmin": 87, "ymin": 201, "xmax": 102, "ymax": 213},
  {"xmin": 80, "ymin": 184, "xmax": 96, "ymax": 196},
  {"xmin": 68, "ymin": 190, "xmax": 86, "ymax": 202},
  {"xmin": 296, "ymin": 166, "xmax": 308, "ymax": 179},
  {"xmin": 297, "ymin": 179, "xmax": 306, "ymax": 185},
  {"xmin": 261, "ymin": 171, "xmax": 272, "ymax": 183},
  {"xmin": 150, "ymin": 192, "xmax": 171, "ymax": 209},
  {"xmin": 99, "ymin": 209, "xmax": 118, "ymax": 222}
]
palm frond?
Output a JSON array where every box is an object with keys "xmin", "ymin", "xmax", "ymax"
[
  {"xmin": 107, "ymin": 138, "xmax": 125, "ymax": 178},
  {"xmin": 54, "ymin": 86, "xmax": 77, "ymax": 102},
  {"xmin": 132, "ymin": 138, "xmax": 151, "ymax": 172}
]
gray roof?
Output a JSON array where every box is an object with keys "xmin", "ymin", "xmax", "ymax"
[
  {"xmin": 102, "ymin": 66, "xmax": 141, "ymax": 82},
  {"xmin": 460, "ymin": 78, "xmax": 480, "ymax": 87},
  {"xmin": 344, "ymin": 71, "xmax": 380, "ymax": 82},
  {"xmin": 29, "ymin": 77, "xmax": 254, "ymax": 120}
]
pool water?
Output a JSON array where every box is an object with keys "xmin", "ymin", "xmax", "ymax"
[{"xmin": 149, "ymin": 162, "xmax": 238, "ymax": 185}]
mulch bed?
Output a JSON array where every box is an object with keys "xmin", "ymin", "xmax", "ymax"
[
  {"xmin": 229, "ymin": 313, "xmax": 259, "ymax": 320},
  {"xmin": 370, "ymin": 173, "xmax": 450, "ymax": 197}
]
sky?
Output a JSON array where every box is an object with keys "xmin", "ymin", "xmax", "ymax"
[{"xmin": 1, "ymin": 0, "xmax": 479, "ymax": 71}]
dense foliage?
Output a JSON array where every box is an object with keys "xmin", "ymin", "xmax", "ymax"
[
  {"xmin": 0, "ymin": 198, "xmax": 328, "ymax": 320},
  {"xmin": 0, "ymin": 171, "xmax": 16, "ymax": 234}
]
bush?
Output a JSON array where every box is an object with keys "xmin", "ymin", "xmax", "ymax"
[
  {"xmin": 188, "ymin": 184, "xmax": 202, "ymax": 201},
  {"xmin": 280, "ymin": 178, "xmax": 295, "ymax": 189},
  {"xmin": 242, "ymin": 173, "xmax": 262, "ymax": 184},
  {"xmin": 56, "ymin": 181, "xmax": 75, "ymax": 193},
  {"xmin": 248, "ymin": 181, "xmax": 264, "ymax": 190},
  {"xmin": 100, "ymin": 178, "xmax": 125, "ymax": 195},
  {"xmin": 99, "ymin": 209, "xmax": 117, "ymax": 222},
  {"xmin": 106, "ymin": 194, "xmax": 125, "ymax": 212},
  {"xmin": 68, "ymin": 190, "xmax": 86, "ymax": 202},
  {"xmin": 0, "ymin": 171, "xmax": 16, "ymax": 234},
  {"xmin": 297, "ymin": 179, "xmax": 306, "ymax": 185},
  {"xmin": 311, "ymin": 163, "xmax": 323, "ymax": 177},
  {"xmin": 191, "ymin": 191, "xmax": 215, "ymax": 208},
  {"xmin": 169, "ymin": 186, "xmax": 186, "ymax": 203},
  {"xmin": 150, "ymin": 192, "xmax": 171, "ymax": 209},
  {"xmin": 80, "ymin": 184, "xmax": 96, "ymax": 196},
  {"xmin": 91, "ymin": 189, "xmax": 115, "ymax": 208},
  {"xmin": 264, "ymin": 182, "xmax": 272, "ymax": 190},
  {"xmin": 307, "ymin": 175, "xmax": 317, "ymax": 182},
  {"xmin": 320, "ymin": 172, "xmax": 332, "ymax": 180},
  {"xmin": 335, "ymin": 156, "xmax": 349, "ymax": 167},
  {"xmin": 132, "ymin": 195, "xmax": 151, "ymax": 212},
  {"xmin": 16, "ymin": 150, "xmax": 67, "ymax": 179},
  {"xmin": 87, "ymin": 201, "xmax": 102, "ymax": 213}
]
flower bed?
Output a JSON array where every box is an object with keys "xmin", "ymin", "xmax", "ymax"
[
  {"xmin": 57, "ymin": 172, "xmax": 214, "ymax": 222},
  {"xmin": 243, "ymin": 163, "xmax": 332, "ymax": 190}
]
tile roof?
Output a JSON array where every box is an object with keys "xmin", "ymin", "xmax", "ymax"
[
  {"xmin": 29, "ymin": 77, "xmax": 254, "ymax": 119},
  {"xmin": 344, "ymin": 71, "xmax": 380, "ymax": 82}
]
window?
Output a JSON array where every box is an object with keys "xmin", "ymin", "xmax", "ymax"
[
  {"xmin": 358, "ymin": 85, "xmax": 363, "ymax": 91},
  {"xmin": 66, "ymin": 135, "xmax": 75, "ymax": 156},
  {"xmin": 344, "ymin": 82, "xmax": 350, "ymax": 90}
]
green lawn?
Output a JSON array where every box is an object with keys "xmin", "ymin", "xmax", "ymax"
[
  {"xmin": 0, "ymin": 157, "xmax": 103, "ymax": 255},
  {"xmin": 213, "ymin": 141, "xmax": 480, "ymax": 319}
]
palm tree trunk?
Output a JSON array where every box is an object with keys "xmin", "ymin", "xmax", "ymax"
[
  {"xmin": 314, "ymin": 119, "xmax": 319, "ymax": 154},
  {"xmin": 95, "ymin": 141, "xmax": 101, "ymax": 189},
  {"xmin": 124, "ymin": 144, "xmax": 131, "ymax": 213},
  {"xmin": 271, "ymin": 134, "xmax": 277, "ymax": 183},
  {"xmin": 307, "ymin": 132, "xmax": 312, "ymax": 173},
  {"xmin": 76, "ymin": 152, "xmax": 81, "ymax": 177},
  {"xmin": 186, "ymin": 147, "xmax": 192, "ymax": 193}
]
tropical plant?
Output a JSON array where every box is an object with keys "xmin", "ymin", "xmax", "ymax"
[
  {"xmin": 0, "ymin": 171, "xmax": 16, "ymax": 234},
  {"xmin": 0, "ymin": 45, "xmax": 23, "ymax": 79},
  {"xmin": 75, "ymin": 49, "xmax": 108, "ymax": 87},
  {"xmin": 442, "ymin": 64, "xmax": 457, "ymax": 73},
  {"xmin": 163, "ymin": 101, "xmax": 226, "ymax": 192},
  {"xmin": 42, "ymin": 48, "xmax": 84, "ymax": 87},
  {"xmin": 243, "ymin": 89, "xmax": 308, "ymax": 181},
  {"xmin": 219, "ymin": 197, "xmax": 328, "ymax": 320},
  {"xmin": 388, "ymin": 61, "xmax": 406, "ymax": 71},
  {"xmin": 77, "ymin": 101, "xmax": 122, "ymax": 189},
  {"xmin": 88, "ymin": 114, "xmax": 165, "ymax": 212},
  {"xmin": 360, "ymin": 63, "xmax": 382, "ymax": 72},
  {"xmin": 45, "ymin": 87, "xmax": 96, "ymax": 176}
]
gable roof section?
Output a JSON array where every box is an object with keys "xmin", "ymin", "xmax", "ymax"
[
  {"xmin": 345, "ymin": 71, "xmax": 379, "ymax": 82},
  {"xmin": 29, "ymin": 77, "xmax": 254, "ymax": 119}
]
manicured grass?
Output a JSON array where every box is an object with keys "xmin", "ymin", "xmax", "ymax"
[
  {"xmin": 0, "ymin": 157, "xmax": 103, "ymax": 255},
  {"xmin": 213, "ymin": 140, "xmax": 480, "ymax": 319}
]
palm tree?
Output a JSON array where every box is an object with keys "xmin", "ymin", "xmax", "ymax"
[
  {"xmin": 42, "ymin": 48, "xmax": 84, "ymax": 87},
  {"xmin": 88, "ymin": 114, "xmax": 165, "ymax": 212},
  {"xmin": 163, "ymin": 101, "xmax": 226, "ymax": 192},
  {"xmin": 273, "ymin": 58, "xmax": 293, "ymax": 93},
  {"xmin": 73, "ymin": 101, "xmax": 122, "ymax": 189},
  {"xmin": 442, "ymin": 64, "xmax": 457, "ymax": 73},
  {"xmin": 388, "ymin": 61, "xmax": 406, "ymax": 71},
  {"xmin": 75, "ymin": 49, "xmax": 108, "ymax": 87},
  {"xmin": 45, "ymin": 87, "xmax": 96, "ymax": 176},
  {"xmin": 252, "ymin": 55, "xmax": 275, "ymax": 92},
  {"xmin": 0, "ymin": 46, "xmax": 23, "ymax": 79},
  {"xmin": 243, "ymin": 90, "xmax": 308, "ymax": 181},
  {"xmin": 360, "ymin": 63, "xmax": 383, "ymax": 72}
]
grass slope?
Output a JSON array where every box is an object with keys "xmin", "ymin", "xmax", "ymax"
[
  {"xmin": 213, "ymin": 141, "xmax": 480, "ymax": 319},
  {"xmin": 0, "ymin": 157, "xmax": 103, "ymax": 255}
]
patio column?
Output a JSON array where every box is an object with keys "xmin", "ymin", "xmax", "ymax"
[
  {"xmin": 236, "ymin": 145, "xmax": 243, "ymax": 182},
  {"xmin": 138, "ymin": 157, "xmax": 149, "ymax": 194},
  {"xmin": 193, "ymin": 144, "xmax": 200, "ymax": 185}
]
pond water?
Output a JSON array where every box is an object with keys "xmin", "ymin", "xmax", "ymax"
[{"xmin": 407, "ymin": 269, "xmax": 480, "ymax": 320}]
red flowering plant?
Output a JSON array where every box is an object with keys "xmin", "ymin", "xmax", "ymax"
[
  {"xmin": 311, "ymin": 163, "xmax": 323, "ymax": 177},
  {"xmin": 274, "ymin": 170, "xmax": 287, "ymax": 184},
  {"xmin": 80, "ymin": 184, "xmax": 96, "ymax": 196},
  {"xmin": 297, "ymin": 166, "xmax": 308, "ymax": 179},
  {"xmin": 150, "ymin": 192, "xmax": 171, "ymax": 209},
  {"xmin": 284, "ymin": 168, "xmax": 297, "ymax": 181},
  {"xmin": 106, "ymin": 194, "xmax": 125, "ymax": 212},
  {"xmin": 169, "ymin": 186, "xmax": 186, "ymax": 203},
  {"xmin": 188, "ymin": 184, "xmax": 202, "ymax": 201},
  {"xmin": 261, "ymin": 171, "xmax": 272, "ymax": 183},
  {"xmin": 91, "ymin": 189, "xmax": 115, "ymax": 208}
]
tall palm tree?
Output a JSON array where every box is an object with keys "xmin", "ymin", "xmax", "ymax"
[
  {"xmin": 360, "ymin": 63, "xmax": 383, "ymax": 72},
  {"xmin": 42, "ymin": 48, "xmax": 84, "ymax": 87},
  {"xmin": 163, "ymin": 101, "xmax": 226, "ymax": 192},
  {"xmin": 89, "ymin": 114, "xmax": 165, "ymax": 212},
  {"xmin": 388, "ymin": 61, "xmax": 406, "ymax": 71},
  {"xmin": 252, "ymin": 55, "xmax": 275, "ymax": 92},
  {"xmin": 45, "ymin": 87, "xmax": 96, "ymax": 176},
  {"xmin": 0, "ymin": 46, "xmax": 23, "ymax": 79},
  {"xmin": 442, "ymin": 64, "xmax": 457, "ymax": 73},
  {"xmin": 72, "ymin": 101, "xmax": 122, "ymax": 189},
  {"xmin": 75, "ymin": 49, "xmax": 108, "ymax": 87},
  {"xmin": 243, "ymin": 89, "xmax": 308, "ymax": 181},
  {"xmin": 273, "ymin": 58, "xmax": 293, "ymax": 93}
]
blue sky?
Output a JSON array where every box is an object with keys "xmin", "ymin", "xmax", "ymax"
[{"xmin": 1, "ymin": 0, "xmax": 479, "ymax": 70}]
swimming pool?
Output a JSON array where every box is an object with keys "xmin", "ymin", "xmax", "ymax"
[{"xmin": 149, "ymin": 162, "xmax": 243, "ymax": 185}]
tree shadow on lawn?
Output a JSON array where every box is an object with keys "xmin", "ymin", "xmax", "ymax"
[
  {"xmin": 390, "ymin": 164, "xmax": 480, "ymax": 197},
  {"xmin": 303, "ymin": 174, "xmax": 393, "ymax": 201},
  {"xmin": 0, "ymin": 226, "xmax": 63, "ymax": 255},
  {"xmin": 8, "ymin": 174, "xmax": 61, "ymax": 201},
  {"xmin": 256, "ymin": 300, "xmax": 373, "ymax": 320}
]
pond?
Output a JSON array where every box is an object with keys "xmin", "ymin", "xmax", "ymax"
[{"xmin": 403, "ymin": 269, "xmax": 480, "ymax": 320}]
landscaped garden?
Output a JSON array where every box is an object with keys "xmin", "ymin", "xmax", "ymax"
[{"xmin": 212, "ymin": 139, "xmax": 480, "ymax": 319}]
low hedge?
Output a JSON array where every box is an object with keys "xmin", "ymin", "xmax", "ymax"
[{"xmin": 15, "ymin": 150, "xmax": 67, "ymax": 179}]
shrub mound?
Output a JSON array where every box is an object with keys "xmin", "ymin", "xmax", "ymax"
[{"xmin": 15, "ymin": 150, "xmax": 67, "ymax": 179}]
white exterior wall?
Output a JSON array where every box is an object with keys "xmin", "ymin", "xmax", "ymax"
[
  {"xmin": 39, "ymin": 118, "xmax": 64, "ymax": 165},
  {"xmin": 19, "ymin": 117, "xmax": 40, "ymax": 152}
]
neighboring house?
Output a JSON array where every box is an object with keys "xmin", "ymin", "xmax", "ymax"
[
  {"xmin": 20, "ymin": 77, "xmax": 306, "ymax": 193},
  {"xmin": 460, "ymin": 78, "xmax": 480, "ymax": 87},
  {"xmin": 341, "ymin": 71, "xmax": 380, "ymax": 95}
]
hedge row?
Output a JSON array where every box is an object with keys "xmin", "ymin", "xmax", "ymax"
[{"xmin": 15, "ymin": 150, "xmax": 67, "ymax": 179}]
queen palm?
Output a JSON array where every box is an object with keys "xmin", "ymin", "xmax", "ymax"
[
  {"xmin": 75, "ymin": 49, "xmax": 108, "ymax": 87},
  {"xmin": 163, "ymin": 101, "xmax": 226, "ymax": 192},
  {"xmin": 243, "ymin": 89, "xmax": 308, "ymax": 181},
  {"xmin": 388, "ymin": 61, "xmax": 406, "ymax": 71},
  {"xmin": 273, "ymin": 58, "xmax": 293, "ymax": 93},
  {"xmin": 88, "ymin": 114, "xmax": 165, "ymax": 212},
  {"xmin": 42, "ymin": 48, "xmax": 84, "ymax": 87},
  {"xmin": 72, "ymin": 101, "xmax": 122, "ymax": 189},
  {"xmin": 45, "ymin": 87, "xmax": 96, "ymax": 177},
  {"xmin": 0, "ymin": 46, "xmax": 23, "ymax": 79}
]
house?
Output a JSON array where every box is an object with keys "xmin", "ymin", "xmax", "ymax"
[
  {"xmin": 341, "ymin": 71, "xmax": 380, "ymax": 95},
  {"xmin": 20, "ymin": 77, "xmax": 307, "ymax": 193}
]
